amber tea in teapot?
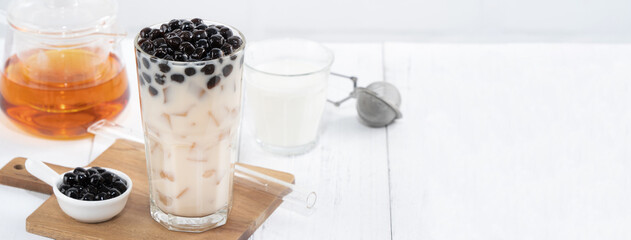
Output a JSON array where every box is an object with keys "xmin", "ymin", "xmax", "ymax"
[
  {"xmin": 0, "ymin": 0, "xmax": 129, "ymax": 138},
  {"xmin": 0, "ymin": 48, "xmax": 128, "ymax": 138}
]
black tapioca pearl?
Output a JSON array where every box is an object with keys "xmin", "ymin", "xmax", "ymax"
[
  {"xmin": 185, "ymin": 67, "xmax": 196, "ymax": 76},
  {"xmin": 219, "ymin": 28, "xmax": 233, "ymax": 38},
  {"xmin": 191, "ymin": 47, "xmax": 205, "ymax": 60},
  {"xmin": 179, "ymin": 31, "xmax": 193, "ymax": 42},
  {"xmin": 191, "ymin": 18, "xmax": 204, "ymax": 26},
  {"xmin": 155, "ymin": 74, "xmax": 166, "ymax": 85},
  {"xmin": 223, "ymin": 65, "xmax": 233, "ymax": 77},
  {"xmin": 221, "ymin": 44, "xmax": 233, "ymax": 55},
  {"xmin": 181, "ymin": 21, "xmax": 195, "ymax": 31},
  {"xmin": 192, "ymin": 30, "xmax": 208, "ymax": 42},
  {"xmin": 208, "ymin": 48, "xmax": 223, "ymax": 60},
  {"xmin": 154, "ymin": 49, "xmax": 167, "ymax": 58},
  {"xmin": 152, "ymin": 38, "xmax": 166, "ymax": 47},
  {"xmin": 148, "ymin": 29, "xmax": 164, "ymax": 40},
  {"xmin": 139, "ymin": 27, "xmax": 152, "ymax": 38},
  {"xmin": 195, "ymin": 39, "xmax": 209, "ymax": 49},
  {"xmin": 201, "ymin": 64, "xmax": 215, "ymax": 75},
  {"xmin": 209, "ymin": 34, "xmax": 225, "ymax": 48},
  {"xmin": 173, "ymin": 51, "xmax": 188, "ymax": 61},
  {"xmin": 148, "ymin": 86, "xmax": 158, "ymax": 96},
  {"xmin": 160, "ymin": 24, "xmax": 169, "ymax": 33},
  {"xmin": 166, "ymin": 36, "xmax": 182, "ymax": 49},
  {"xmin": 140, "ymin": 41, "xmax": 154, "ymax": 53},
  {"xmin": 171, "ymin": 74, "xmax": 185, "ymax": 83},
  {"xmin": 226, "ymin": 36, "xmax": 242, "ymax": 49},
  {"xmin": 158, "ymin": 63, "xmax": 171, "ymax": 73},
  {"xmin": 205, "ymin": 26, "xmax": 219, "ymax": 36},
  {"xmin": 168, "ymin": 19, "xmax": 181, "ymax": 30},
  {"xmin": 150, "ymin": 57, "xmax": 158, "ymax": 63},
  {"xmin": 142, "ymin": 58, "xmax": 150, "ymax": 69},
  {"xmin": 142, "ymin": 72, "xmax": 152, "ymax": 83},
  {"xmin": 137, "ymin": 38, "xmax": 148, "ymax": 46},
  {"xmin": 230, "ymin": 55, "xmax": 237, "ymax": 61},
  {"xmin": 180, "ymin": 42, "xmax": 195, "ymax": 55},
  {"xmin": 207, "ymin": 76, "xmax": 221, "ymax": 89}
]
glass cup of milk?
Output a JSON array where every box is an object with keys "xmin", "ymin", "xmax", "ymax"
[{"xmin": 244, "ymin": 39, "xmax": 334, "ymax": 155}]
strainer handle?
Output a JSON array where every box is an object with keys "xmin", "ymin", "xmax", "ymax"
[{"xmin": 327, "ymin": 72, "xmax": 358, "ymax": 107}]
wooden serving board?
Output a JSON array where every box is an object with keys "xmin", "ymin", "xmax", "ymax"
[{"xmin": 0, "ymin": 140, "xmax": 294, "ymax": 240}]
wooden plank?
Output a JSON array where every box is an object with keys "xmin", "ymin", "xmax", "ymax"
[
  {"xmin": 0, "ymin": 140, "xmax": 296, "ymax": 240},
  {"xmin": 384, "ymin": 43, "xmax": 631, "ymax": 239},
  {"xmin": 240, "ymin": 43, "xmax": 392, "ymax": 240}
]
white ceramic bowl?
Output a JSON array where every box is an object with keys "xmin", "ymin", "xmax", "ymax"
[{"xmin": 52, "ymin": 168, "xmax": 133, "ymax": 223}]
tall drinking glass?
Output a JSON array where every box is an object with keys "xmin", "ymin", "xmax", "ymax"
[{"xmin": 134, "ymin": 20, "xmax": 245, "ymax": 232}]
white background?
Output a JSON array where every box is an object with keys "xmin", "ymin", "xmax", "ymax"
[{"xmin": 1, "ymin": 0, "xmax": 631, "ymax": 42}]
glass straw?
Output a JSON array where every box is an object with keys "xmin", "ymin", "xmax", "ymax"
[{"xmin": 88, "ymin": 119, "xmax": 316, "ymax": 215}]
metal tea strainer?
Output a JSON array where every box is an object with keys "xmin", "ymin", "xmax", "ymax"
[{"xmin": 327, "ymin": 73, "xmax": 402, "ymax": 127}]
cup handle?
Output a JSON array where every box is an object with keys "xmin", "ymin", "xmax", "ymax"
[{"xmin": 327, "ymin": 72, "xmax": 359, "ymax": 107}]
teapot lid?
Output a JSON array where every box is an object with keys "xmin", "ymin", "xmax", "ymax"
[{"xmin": 7, "ymin": 0, "xmax": 118, "ymax": 37}]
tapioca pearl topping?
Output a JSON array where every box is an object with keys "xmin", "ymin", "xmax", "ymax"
[
  {"xmin": 185, "ymin": 67, "xmax": 196, "ymax": 76},
  {"xmin": 166, "ymin": 36, "xmax": 182, "ymax": 49},
  {"xmin": 173, "ymin": 52, "xmax": 188, "ymax": 61},
  {"xmin": 195, "ymin": 39, "xmax": 209, "ymax": 49},
  {"xmin": 192, "ymin": 30, "xmax": 208, "ymax": 42},
  {"xmin": 226, "ymin": 36, "xmax": 242, "ymax": 49},
  {"xmin": 191, "ymin": 47, "xmax": 205, "ymax": 60},
  {"xmin": 181, "ymin": 20, "xmax": 195, "ymax": 31},
  {"xmin": 208, "ymin": 48, "xmax": 223, "ymax": 60},
  {"xmin": 220, "ymin": 44, "xmax": 233, "ymax": 55},
  {"xmin": 205, "ymin": 26, "xmax": 219, "ymax": 36},
  {"xmin": 153, "ymin": 37, "xmax": 166, "ymax": 47},
  {"xmin": 171, "ymin": 74, "xmax": 185, "ymax": 83},
  {"xmin": 137, "ymin": 18, "xmax": 243, "ymax": 62},
  {"xmin": 219, "ymin": 27, "xmax": 233, "ymax": 38},
  {"xmin": 207, "ymin": 76, "xmax": 221, "ymax": 89},
  {"xmin": 139, "ymin": 27, "xmax": 151, "ymax": 38},
  {"xmin": 209, "ymin": 34, "xmax": 225, "ymax": 48},
  {"xmin": 191, "ymin": 18, "xmax": 204, "ymax": 25}
]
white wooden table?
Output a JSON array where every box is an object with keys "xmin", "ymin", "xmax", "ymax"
[{"xmin": 1, "ymin": 40, "xmax": 631, "ymax": 240}]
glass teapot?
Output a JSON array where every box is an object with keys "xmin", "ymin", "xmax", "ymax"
[{"xmin": 0, "ymin": 0, "xmax": 129, "ymax": 138}]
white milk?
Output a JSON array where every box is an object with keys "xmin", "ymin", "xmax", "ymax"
[{"xmin": 245, "ymin": 59, "xmax": 328, "ymax": 149}]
